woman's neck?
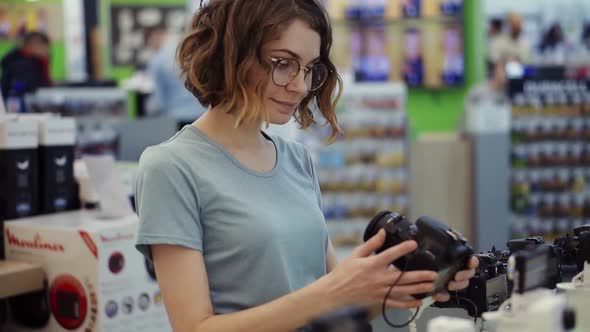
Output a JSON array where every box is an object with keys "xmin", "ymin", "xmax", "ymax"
[{"xmin": 193, "ymin": 107, "xmax": 268, "ymax": 150}]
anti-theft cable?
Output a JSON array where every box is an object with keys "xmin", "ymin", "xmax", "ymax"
[
  {"xmin": 381, "ymin": 260, "xmax": 420, "ymax": 328},
  {"xmin": 454, "ymin": 292, "xmax": 478, "ymax": 324}
]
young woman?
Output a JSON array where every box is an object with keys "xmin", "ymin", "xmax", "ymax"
[{"xmin": 134, "ymin": 1, "xmax": 477, "ymax": 331}]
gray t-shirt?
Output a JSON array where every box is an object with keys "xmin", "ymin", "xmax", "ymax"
[{"xmin": 135, "ymin": 125, "xmax": 328, "ymax": 314}]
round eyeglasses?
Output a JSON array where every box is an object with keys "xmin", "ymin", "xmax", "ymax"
[{"xmin": 268, "ymin": 57, "xmax": 329, "ymax": 92}]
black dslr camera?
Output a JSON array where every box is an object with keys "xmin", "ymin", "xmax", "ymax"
[
  {"xmin": 363, "ymin": 211, "xmax": 473, "ymax": 299},
  {"xmin": 506, "ymin": 236, "xmax": 561, "ymax": 289},
  {"xmin": 434, "ymin": 249, "xmax": 509, "ymax": 317}
]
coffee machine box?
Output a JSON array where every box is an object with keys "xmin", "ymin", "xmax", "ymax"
[
  {"xmin": 0, "ymin": 117, "xmax": 39, "ymax": 258},
  {"xmin": 4, "ymin": 211, "xmax": 172, "ymax": 332},
  {"xmin": 19, "ymin": 114, "xmax": 77, "ymax": 214}
]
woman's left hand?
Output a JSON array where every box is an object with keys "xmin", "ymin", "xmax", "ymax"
[{"xmin": 432, "ymin": 256, "xmax": 479, "ymax": 302}]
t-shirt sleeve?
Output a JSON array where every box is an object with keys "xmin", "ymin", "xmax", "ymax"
[{"xmin": 134, "ymin": 147, "xmax": 203, "ymax": 260}]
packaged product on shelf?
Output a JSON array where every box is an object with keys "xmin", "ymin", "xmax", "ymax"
[
  {"xmin": 582, "ymin": 94, "xmax": 590, "ymax": 115},
  {"xmin": 568, "ymin": 143, "xmax": 583, "ymax": 165},
  {"xmin": 555, "ymin": 117, "xmax": 568, "ymax": 140},
  {"xmin": 529, "ymin": 170, "xmax": 541, "ymax": 193},
  {"xmin": 572, "ymin": 194, "xmax": 585, "ymax": 218},
  {"xmin": 539, "ymin": 193, "xmax": 556, "ymax": 218},
  {"xmin": 584, "ymin": 143, "xmax": 590, "ymax": 165},
  {"xmin": 539, "ymin": 117, "xmax": 554, "ymax": 141},
  {"xmin": 556, "ymin": 168, "xmax": 570, "ymax": 192},
  {"xmin": 583, "ymin": 118, "xmax": 590, "ymax": 140},
  {"xmin": 566, "ymin": 118, "xmax": 583, "ymax": 140},
  {"xmin": 528, "ymin": 194, "xmax": 541, "ymax": 216},
  {"xmin": 526, "ymin": 143, "xmax": 540, "ymax": 167},
  {"xmin": 375, "ymin": 141, "xmax": 406, "ymax": 168},
  {"xmin": 511, "ymin": 144, "xmax": 527, "ymax": 168},
  {"xmin": 0, "ymin": 117, "xmax": 39, "ymax": 222},
  {"xmin": 584, "ymin": 196, "xmax": 590, "ymax": 218},
  {"xmin": 0, "ymin": 117, "xmax": 39, "ymax": 259},
  {"xmin": 18, "ymin": 114, "xmax": 78, "ymax": 214},
  {"xmin": 524, "ymin": 117, "xmax": 540, "ymax": 142},
  {"xmin": 511, "ymin": 117, "xmax": 524, "ymax": 143},
  {"xmin": 556, "ymin": 193, "xmax": 572, "ymax": 218}
]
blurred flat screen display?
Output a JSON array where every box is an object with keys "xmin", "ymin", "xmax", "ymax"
[{"xmin": 327, "ymin": 0, "xmax": 464, "ymax": 88}]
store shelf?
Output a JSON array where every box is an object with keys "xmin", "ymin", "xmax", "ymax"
[
  {"xmin": 508, "ymin": 79, "xmax": 590, "ymax": 241},
  {"xmin": 331, "ymin": 16, "xmax": 462, "ymax": 25},
  {"xmin": 24, "ymin": 86, "xmax": 129, "ymax": 158},
  {"xmin": 305, "ymin": 82, "xmax": 409, "ymax": 247},
  {"xmin": 0, "ymin": 260, "xmax": 44, "ymax": 299}
]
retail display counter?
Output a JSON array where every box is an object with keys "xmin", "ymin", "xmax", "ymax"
[{"xmin": 0, "ymin": 260, "xmax": 44, "ymax": 299}]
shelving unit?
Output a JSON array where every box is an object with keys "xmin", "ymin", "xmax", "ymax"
[
  {"xmin": 306, "ymin": 83, "xmax": 409, "ymax": 247},
  {"xmin": 509, "ymin": 79, "xmax": 590, "ymax": 241},
  {"xmin": 25, "ymin": 87, "xmax": 128, "ymax": 158},
  {"xmin": 326, "ymin": 0, "xmax": 465, "ymax": 88}
]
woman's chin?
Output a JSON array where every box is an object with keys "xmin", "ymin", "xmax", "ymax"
[{"xmin": 266, "ymin": 114, "xmax": 294, "ymax": 126}]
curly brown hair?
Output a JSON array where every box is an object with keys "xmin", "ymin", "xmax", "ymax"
[{"xmin": 177, "ymin": 0, "xmax": 342, "ymax": 142}]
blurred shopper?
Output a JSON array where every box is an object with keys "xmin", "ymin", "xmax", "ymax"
[
  {"xmin": 137, "ymin": 25, "xmax": 167, "ymax": 69},
  {"xmin": 1, "ymin": 31, "xmax": 51, "ymax": 101},
  {"xmin": 487, "ymin": 18, "xmax": 503, "ymax": 73},
  {"xmin": 146, "ymin": 0, "xmax": 207, "ymax": 124},
  {"xmin": 489, "ymin": 13, "xmax": 532, "ymax": 65},
  {"xmin": 488, "ymin": 18, "xmax": 503, "ymax": 39},
  {"xmin": 147, "ymin": 34, "xmax": 207, "ymax": 124},
  {"xmin": 574, "ymin": 23, "xmax": 590, "ymax": 78},
  {"xmin": 135, "ymin": 1, "xmax": 478, "ymax": 331},
  {"xmin": 537, "ymin": 23, "xmax": 567, "ymax": 65}
]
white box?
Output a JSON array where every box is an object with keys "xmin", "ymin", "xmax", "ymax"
[{"xmin": 3, "ymin": 210, "xmax": 171, "ymax": 332}]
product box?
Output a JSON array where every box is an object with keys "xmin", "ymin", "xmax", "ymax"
[
  {"xmin": 3, "ymin": 210, "xmax": 171, "ymax": 332},
  {"xmin": 0, "ymin": 116, "xmax": 39, "ymax": 259},
  {"xmin": 19, "ymin": 114, "xmax": 78, "ymax": 214}
]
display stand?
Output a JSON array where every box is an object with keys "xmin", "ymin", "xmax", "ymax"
[
  {"xmin": 410, "ymin": 133, "xmax": 474, "ymax": 242},
  {"xmin": 472, "ymin": 132, "xmax": 512, "ymax": 251}
]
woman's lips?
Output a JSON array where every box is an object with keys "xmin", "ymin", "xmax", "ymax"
[{"xmin": 272, "ymin": 98, "xmax": 298, "ymax": 113}]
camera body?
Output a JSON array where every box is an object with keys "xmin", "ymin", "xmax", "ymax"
[
  {"xmin": 434, "ymin": 251, "xmax": 509, "ymax": 317},
  {"xmin": 363, "ymin": 211, "xmax": 473, "ymax": 299},
  {"xmin": 482, "ymin": 244, "xmax": 577, "ymax": 332},
  {"xmin": 507, "ymin": 237, "xmax": 561, "ymax": 289}
]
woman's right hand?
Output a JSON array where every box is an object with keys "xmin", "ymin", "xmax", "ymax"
[{"xmin": 321, "ymin": 229, "xmax": 439, "ymax": 309}]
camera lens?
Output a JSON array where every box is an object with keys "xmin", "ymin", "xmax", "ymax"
[
  {"xmin": 363, "ymin": 210, "xmax": 410, "ymax": 254},
  {"xmin": 363, "ymin": 211, "xmax": 391, "ymax": 242}
]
